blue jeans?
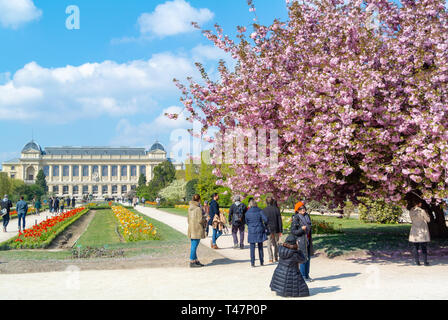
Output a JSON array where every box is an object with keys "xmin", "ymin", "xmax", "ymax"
[
  {"xmin": 2, "ymin": 215, "xmax": 10, "ymax": 228},
  {"xmin": 18, "ymin": 213, "xmax": 26, "ymax": 230},
  {"xmin": 212, "ymin": 228, "xmax": 222, "ymax": 245},
  {"xmin": 250, "ymin": 242, "xmax": 264, "ymax": 265},
  {"xmin": 190, "ymin": 239, "xmax": 200, "ymax": 261},
  {"xmin": 300, "ymin": 244, "xmax": 311, "ymax": 279}
]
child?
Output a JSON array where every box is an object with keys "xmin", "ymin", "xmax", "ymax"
[{"xmin": 270, "ymin": 234, "xmax": 310, "ymax": 297}]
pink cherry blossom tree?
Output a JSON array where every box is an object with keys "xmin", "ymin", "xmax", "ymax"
[{"xmin": 174, "ymin": 0, "xmax": 448, "ymax": 237}]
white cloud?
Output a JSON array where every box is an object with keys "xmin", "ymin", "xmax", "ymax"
[
  {"xmin": 0, "ymin": 53, "xmax": 199, "ymax": 121},
  {"xmin": 137, "ymin": 0, "xmax": 214, "ymax": 37},
  {"xmin": 0, "ymin": 0, "xmax": 42, "ymax": 29}
]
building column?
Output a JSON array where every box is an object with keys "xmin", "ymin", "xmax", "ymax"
[
  {"xmin": 89, "ymin": 165, "xmax": 92, "ymax": 182},
  {"xmin": 127, "ymin": 165, "xmax": 131, "ymax": 182},
  {"xmin": 108, "ymin": 184, "xmax": 112, "ymax": 196},
  {"xmin": 108, "ymin": 165, "xmax": 112, "ymax": 181},
  {"xmin": 59, "ymin": 164, "xmax": 63, "ymax": 181},
  {"xmin": 118, "ymin": 165, "xmax": 122, "ymax": 182},
  {"xmin": 69, "ymin": 185, "xmax": 73, "ymax": 197}
]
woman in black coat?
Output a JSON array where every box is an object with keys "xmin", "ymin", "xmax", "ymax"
[{"xmin": 270, "ymin": 235, "xmax": 310, "ymax": 297}]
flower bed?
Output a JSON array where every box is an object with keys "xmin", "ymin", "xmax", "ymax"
[
  {"xmin": 112, "ymin": 206, "xmax": 159, "ymax": 242},
  {"xmin": 1, "ymin": 207, "xmax": 88, "ymax": 249}
]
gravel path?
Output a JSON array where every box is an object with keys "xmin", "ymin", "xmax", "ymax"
[{"xmin": 0, "ymin": 205, "xmax": 447, "ymax": 300}]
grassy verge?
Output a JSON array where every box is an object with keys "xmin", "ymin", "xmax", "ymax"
[{"xmin": 76, "ymin": 209, "xmax": 122, "ymax": 247}]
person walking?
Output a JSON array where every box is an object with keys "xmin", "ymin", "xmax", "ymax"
[
  {"xmin": 245, "ymin": 198, "xmax": 268, "ymax": 267},
  {"xmin": 16, "ymin": 196, "xmax": 28, "ymax": 233},
  {"xmin": 53, "ymin": 197, "xmax": 60, "ymax": 214},
  {"xmin": 209, "ymin": 193, "xmax": 223, "ymax": 249},
  {"xmin": 66, "ymin": 197, "xmax": 71, "ymax": 209},
  {"xmin": 270, "ymin": 234, "xmax": 310, "ymax": 297},
  {"xmin": 291, "ymin": 202, "xmax": 314, "ymax": 282},
  {"xmin": 60, "ymin": 197, "xmax": 65, "ymax": 213},
  {"xmin": 228, "ymin": 195, "xmax": 247, "ymax": 249},
  {"xmin": 49, "ymin": 197, "xmax": 54, "ymax": 213},
  {"xmin": 1, "ymin": 194, "xmax": 13, "ymax": 232},
  {"xmin": 409, "ymin": 200, "xmax": 431, "ymax": 266},
  {"xmin": 203, "ymin": 200, "xmax": 210, "ymax": 236},
  {"xmin": 188, "ymin": 194, "xmax": 207, "ymax": 268},
  {"xmin": 71, "ymin": 196, "xmax": 76, "ymax": 208},
  {"xmin": 263, "ymin": 197, "xmax": 283, "ymax": 263},
  {"xmin": 35, "ymin": 198, "xmax": 42, "ymax": 215}
]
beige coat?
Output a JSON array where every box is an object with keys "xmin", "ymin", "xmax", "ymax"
[
  {"xmin": 188, "ymin": 201, "xmax": 206, "ymax": 240},
  {"xmin": 409, "ymin": 206, "xmax": 431, "ymax": 243}
]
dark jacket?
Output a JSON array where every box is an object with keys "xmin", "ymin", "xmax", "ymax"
[
  {"xmin": 72, "ymin": 198, "xmax": 76, "ymax": 207},
  {"xmin": 16, "ymin": 200, "xmax": 28, "ymax": 215},
  {"xmin": 262, "ymin": 205, "xmax": 283, "ymax": 234},
  {"xmin": 1, "ymin": 199, "xmax": 13, "ymax": 216},
  {"xmin": 290, "ymin": 214, "xmax": 313, "ymax": 258},
  {"xmin": 270, "ymin": 244, "xmax": 309, "ymax": 297},
  {"xmin": 208, "ymin": 199, "xmax": 220, "ymax": 226},
  {"xmin": 54, "ymin": 198, "xmax": 59, "ymax": 209},
  {"xmin": 245, "ymin": 207, "xmax": 268, "ymax": 243},
  {"xmin": 229, "ymin": 202, "xmax": 247, "ymax": 226}
]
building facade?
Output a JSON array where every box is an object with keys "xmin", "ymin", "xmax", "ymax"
[{"xmin": 1, "ymin": 141, "xmax": 183, "ymax": 199}]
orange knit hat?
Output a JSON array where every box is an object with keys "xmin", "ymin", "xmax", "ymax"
[{"xmin": 294, "ymin": 201, "xmax": 304, "ymax": 212}]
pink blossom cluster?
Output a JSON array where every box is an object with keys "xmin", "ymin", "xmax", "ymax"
[{"xmin": 174, "ymin": 0, "xmax": 448, "ymax": 206}]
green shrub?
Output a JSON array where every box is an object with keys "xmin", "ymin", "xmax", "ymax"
[{"xmin": 358, "ymin": 197, "xmax": 403, "ymax": 224}]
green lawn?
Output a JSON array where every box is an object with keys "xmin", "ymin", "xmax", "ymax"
[{"xmin": 76, "ymin": 209, "xmax": 122, "ymax": 247}]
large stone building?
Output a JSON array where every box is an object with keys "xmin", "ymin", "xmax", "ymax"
[{"xmin": 1, "ymin": 141, "xmax": 182, "ymax": 199}]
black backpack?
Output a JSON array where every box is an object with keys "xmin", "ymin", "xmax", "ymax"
[{"xmin": 232, "ymin": 203, "xmax": 245, "ymax": 225}]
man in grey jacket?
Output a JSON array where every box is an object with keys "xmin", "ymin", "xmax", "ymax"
[{"xmin": 16, "ymin": 196, "xmax": 28, "ymax": 233}]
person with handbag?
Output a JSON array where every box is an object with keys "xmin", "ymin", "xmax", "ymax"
[
  {"xmin": 245, "ymin": 198, "xmax": 268, "ymax": 267},
  {"xmin": 270, "ymin": 234, "xmax": 310, "ymax": 297},
  {"xmin": 209, "ymin": 193, "xmax": 222, "ymax": 249},
  {"xmin": 187, "ymin": 194, "xmax": 207, "ymax": 267},
  {"xmin": 1, "ymin": 194, "xmax": 13, "ymax": 232},
  {"xmin": 291, "ymin": 202, "xmax": 314, "ymax": 282}
]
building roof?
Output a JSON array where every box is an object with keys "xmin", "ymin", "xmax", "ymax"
[
  {"xmin": 3, "ymin": 158, "xmax": 20, "ymax": 164},
  {"xmin": 21, "ymin": 141, "xmax": 43, "ymax": 154},
  {"xmin": 44, "ymin": 147, "xmax": 147, "ymax": 156},
  {"xmin": 150, "ymin": 142, "xmax": 165, "ymax": 152}
]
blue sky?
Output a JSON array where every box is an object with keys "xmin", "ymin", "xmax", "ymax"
[{"xmin": 0, "ymin": 0, "xmax": 289, "ymax": 167}]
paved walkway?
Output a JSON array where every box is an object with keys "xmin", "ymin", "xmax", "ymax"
[{"xmin": 0, "ymin": 205, "xmax": 447, "ymax": 299}]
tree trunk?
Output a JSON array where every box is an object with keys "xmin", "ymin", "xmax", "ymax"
[{"xmin": 428, "ymin": 205, "xmax": 448, "ymax": 239}]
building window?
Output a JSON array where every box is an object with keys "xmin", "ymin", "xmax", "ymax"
[
  {"xmin": 131, "ymin": 185, "xmax": 136, "ymax": 191},
  {"xmin": 112, "ymin": 185, "xmax": 118, "ymax": 194},
  {"xmin": 10, "ymin": 174, "xmax": 15, "ymax": 179},
  {"xmin": 92, "ymin": 186, "xmax": 98, "ymax": 194},
  {"xmin": 82, "ymin": 166, "xmax": 89, "ymax": 177},
  {"xmin": 102, "ymin": 166, "xmax": 108, "ymax": 177},
  {"xmin": 73, "ymin": 165, "xmax": 79, "ymax": 176},
  {"xmin": 102, "ymin": 185, "xmax": 108, "ymax": 194},
  {"xmin": 131, "ymin": 166, "xmax": 137, "ymax": 177},
  {"xmin": 63, "ymin": 166, "xmax": 69, "ymax": 177},
  {"xmin": 92, "ymin": 165, "xmax": 99, "ymax": 174},
  {"xmin": 121, "ymin": 185, "xmax": 127, "ymax": 194},
  {"xmin": 53, "ymin": 186, "xmax": 59, "ymax": 193},
  {"xmin": 73, "ymin": 186, "xmax": 79, "ymax": 195},
  {"xmin": 43, "ymin": 166, "xmax": 49, "ymax": 177},
  {"xmin": 63, "ymin": 186, "xmax": 69, "ymax": 195},
  {"xmin": 11, "ymin": 166, "xmax": 15, "ymax": 170},
  {"xmin": 53, "ymin": 166, "xmax": 59, "ymax": 177},
  {"xmin": 140, "ymin": 166, "xmax": 146, "ymax": 176},
  {"xmin": 121, "ymin": 166, "xmax": 127, "ymax": 177},
  {"xmin": 111, "ymin": 166, "xmax": 118, "ymax": 177},
  {"xmin": 82, "ymin": 185, "xmax": 89, "ymax": 194}
]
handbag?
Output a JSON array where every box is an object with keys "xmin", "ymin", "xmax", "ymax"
[{"xmin": 1, "ymin": 208, "xmax": 7, "ymax": 217}]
